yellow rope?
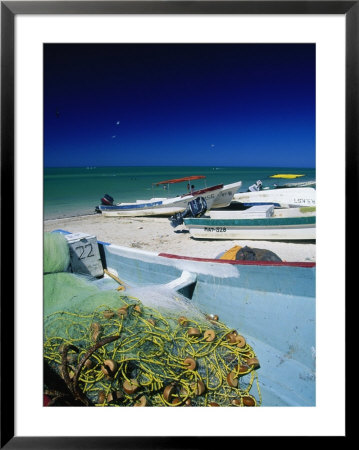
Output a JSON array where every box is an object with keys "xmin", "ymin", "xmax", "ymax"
[{"xmin": 44, "ymin": 298, "xmax": 261, "ymax": 407}]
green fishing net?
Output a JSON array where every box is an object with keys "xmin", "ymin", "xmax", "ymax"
[
  {"xmin": 44, "ymin": 232, "xmax": 70, "ymax": 274},
  {"xmin": 44, "ymin": 273, "xmax": 122, "ymax": 316},
  {"xmin": 44, "ymin": 233, "xmax": 261, "ymax": 407}
]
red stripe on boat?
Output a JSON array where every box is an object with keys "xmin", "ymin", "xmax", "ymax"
[
  {"xmin": 154, "ymin": 175, "xmax": 206, "ymax": 185},
  {"xmin": 180, "ymin": 184, "xmax": 223, "ymax": 198},
  {"xmin": 158, "ymin": 253, "xmax": 316, "ymax": 268}
]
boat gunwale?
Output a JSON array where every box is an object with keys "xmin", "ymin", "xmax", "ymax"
[
  {"xmin": 100, "ymin": 240, "xmax": 316, "ymax": 268},
  {"xmin": 158, "ymin": 252, "xmax": 316, "ymax": 268},
  {"xmin": 52, "ymin": 230, "xmax": 316, "ymax": 268},
  {"xmin": 179, "ymin": 183, "xmax": 223, "ymax": 198}
]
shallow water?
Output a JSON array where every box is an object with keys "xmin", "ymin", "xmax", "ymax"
[{"xmin": 44, "ymin": 166, "xmax": 315, "ymax": 219}]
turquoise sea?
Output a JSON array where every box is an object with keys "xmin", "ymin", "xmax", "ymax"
[{"xmin": 44, "ymin": 166, "xmax": 316, "ymax": 220}]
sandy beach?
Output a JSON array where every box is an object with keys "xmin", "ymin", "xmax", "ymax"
[{"xmin": 44, "ymin": 213, "xmax": 316, "ymax": 262}]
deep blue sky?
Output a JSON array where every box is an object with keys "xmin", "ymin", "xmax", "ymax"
[{"xmin": 44, "ymin": 43, "xmax": 315, "ymax": 168}]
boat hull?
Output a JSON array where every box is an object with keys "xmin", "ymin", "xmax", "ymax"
[
  {"xmin": 274, "ymin": 181, "xmax": 316, "ymax": 189},
  {"xmin": 50, "ymin": 230, "xmax": 316, "ymax": 407},
  {"xmin": 99, "ymin": 242, "xmax": 316, "ymax": 407},
  {"xmin": 269, "ymin": 174, "xmax": 305, "ymax": 179},
  {"xmin": 101, "ymin": 204, "xmax": 187, "ymax": 217},
  {"xmin": 232, "ymin": 187, "xmax": 316, "ymax": 208},
  {"xmin": 183, "ymin": 216, "xmax": 316, "ymax": 240},
  {"xmin": 209, "ymin": 206, "xmax": 316, "ymax": 220},
  {"xmin": 210, "ymin": 181, "xmax": 242, "ymax": 208},
  {"xmin": 100, "ymin": 184, "xmax": 224, "ymax": 217}
]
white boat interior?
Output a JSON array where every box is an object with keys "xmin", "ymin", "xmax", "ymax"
[{"xmin": 209, "ymin": 205, "xmax": 316, "ymax": 220}]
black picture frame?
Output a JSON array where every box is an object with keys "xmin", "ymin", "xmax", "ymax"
[{"xmin": 1, "ymin": 1, "xmax": 352, "ymax": 446}]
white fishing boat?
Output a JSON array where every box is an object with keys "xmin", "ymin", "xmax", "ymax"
[
  {"xmin": 209, "ymin": 205, "xmax": 316, "ymax": 219},
  {"xmin": 210, "ymin": 180, "xmax": 242, "ymax": 208},
  {"xmin": 273, "ymin": 180, "xmax": 316, "ymax": 189},
  {"xmin": 183, "ymin": 206, "xmax": 316, "ymax": 240},
  {"xmin": 97, "ymin": 177, "xmax": 242, "ymax": 217},
  {"xmin": 231, "ymin": 187, "xmax": 316, "ymax": 208}
]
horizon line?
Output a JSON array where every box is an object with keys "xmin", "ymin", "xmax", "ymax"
[{"xmin": 44, "ymin": 164, "xmax": 316, "ymax": 169}]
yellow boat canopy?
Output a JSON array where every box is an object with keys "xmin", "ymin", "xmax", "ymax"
[{"xmin": 269, "ymin": 174, "xmax": 305, "ymax": 179}]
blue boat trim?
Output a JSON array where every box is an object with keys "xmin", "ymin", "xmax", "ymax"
[
  {"xmin": 51, "ymin": 229, "xmax": 72, "ymax": 235},
  {"xmin": 242, "ymin": 202, "xmax": 281, "ymax": 207},
  {"xmin": 184, "ymin": 216, "xmax": 316, "ymax": 226}
]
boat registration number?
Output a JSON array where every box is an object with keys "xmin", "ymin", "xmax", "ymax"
[
  {"xmin": 204, "ymin": 227, "xmax": 227, "ymax": 233},
  {"xmin": 65, "ymin": 233, "xmax": 104, "ymax": 278},
  {"xmin": 293, "ymin": 198, "xmax": 315, "ymax": 205}
]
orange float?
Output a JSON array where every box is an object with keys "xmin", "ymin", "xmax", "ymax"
[
  {"xmin": 90, "ymin": 322, "xmax": 102, "ymax": 341},
  {"xmin": 101, "ymin": 359, "xmax": 118, "ymax": 378},
  {"xmin": 117, "ymin": 307, "xmax": 128, "ymax": 319},
  {"xmin": 204, "ymin": 329, "xmax": 216, "ymax": 342},
  {"xmin": 134, "ymin": 395, "xmax": 147, "ymax": 407},
  {"xmin": 123, "ymin": 379, "xmax": 140, "ymax": 395},
  {"xmin": 163, "ymin": 384, "xmax": 176, "ymax": 402},
  {"xmin": 187, "ymin": 327, "xmax": 201, "ymax": 337},
  {"xmin": 183, "ymin": 357, "xmax": 197, "ymax": 371},
  {"xmin": 226, "ymin": 332, "xmax": 238, "ymax": 344},
  {"xmin": 235, "ymin": 335, "xmax": 246, "ymax": 348},
  {"xmin": 242, "ymin": 395, "xmax": 256, "ymax": 406},
  {"xmin": 245, "ymin": 357, "xmax": 260, "ymax": 369},
  {"xmin": 226, "ymin": 371, "xmax": 238, "ymax": 388},
  {"xmin": 103, "ymin": 310, "xmax": 115, "ymax": 319},
  {"xmin": 191, "ymin": 380, "xmax": 206, "ymax": 396},
  {"xmin": 98, "ymin": 391, "xmax": 106, "ymax": 404},
  {"xmin": 178, "ymin": 316, "xmax": 189, "ymax": 326}
]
